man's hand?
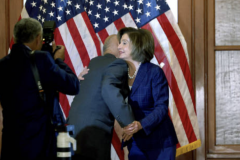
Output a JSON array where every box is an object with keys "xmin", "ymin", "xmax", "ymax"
[
  {"xmin": 53, "ymin": 44, "xmax": 65, "ymax": 60},
  {"xmin": 122, "ymin": 133, "xmax": 132, "ymax": 142},
  {"xmin": 122, "ymin": 121, "xmax": 142, "ymax": 142},
  {"xmin": 78, "ymin": 66, "xmax": 89, "ymax": 80}
]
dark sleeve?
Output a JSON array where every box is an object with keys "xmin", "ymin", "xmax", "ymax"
[
  {"xmin": 38, "ymin": 52, "xmax": 79, "ymax": 95},
  {"xmin": 101, "ymin": 59, "xmax": 134, "ymax": 127},
  {"xmin": 140, "ymin": 67, "xmax": 169, "ymax": 135}
]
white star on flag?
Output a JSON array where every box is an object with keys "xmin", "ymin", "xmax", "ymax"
[
  {"xmin": 93, "ymin": 22, "xmax": 99, "ymax": 28},
  {"xmin": 95, "ymin": 13, "xmax": 101, "ymax": 19},
  {"xmin": 39, "ymin": 5, "xmax": 43, "ymax": 11},
  {"xmin": 56, "ymin": 15, "xmax": 61, "ymax": 21},
  {"xmin": 136, "ymin": 8, "xmax": 142, "ymax": 14},
  {"xmin": 49, "ymin": 11, "xmax": 54, "ymax": 17},
  {"xmin": 42, "ymin": 8, "xmax": 46, "ymax": 13},
  {"xmin": 97, "ymin": 3, "xmax": 102, "ymax": 9},
  {"xmin": 89, "ymin": 0, "xmax": 94, "ymax": 6},
  {"xmin": 105, "ymin": 7, "xmax": 110, "ymax": 12},
  {"xmin": 135, "ymin": 17, "xmax": 140, "ymax": 23},
  {"xmin": 145, "ymin": 11, "xmax": 150, "ymax": 17},
  {"xmin": 88, "ymin": 10, "xmax": 92, "ymax": 15},
  {"xmin": 103, "ymin": 16, "xmax": 109, "ymax": 22},
  {"xmin": 50, "ymin": 2, "xmax": 55, "ymax": 7},
  {"xmin": 65, "ymin": 9, "xmax": 71, "ymax": 15},
  {"xmin": 113, "ymin": 10, "xmax": 118, "ymax": 16},
  {"xmin": 58, "ymin": 6, "xmax": 63, "ymax": 11},
  {"xmin": 31, "ymin": 1, "xmax": 37, "ymax": 7},
  {"xmin": 138, "ymin": 0, "xmax": 144, "ymax": 4},
  {"xmin": 155, "ymin": 5, "xmax": 161, "ymax": 10},
  {"xmin": 129, "ymin": 5, "xmax": 133, "ymax": 10},
  {"xmin": 67, "ymin": 1, "xmax": 72, "ymax": 6},
  {"xmin": 75, "ymin": 4, "xmax": 80, "ymax": 9},
  {"xmin": 123, "ymin": 3, "xmax": 128, "ymax": 9},
  {"xmin": 114, "ymin": 0, "xmax": 120, "ymax": 6}
]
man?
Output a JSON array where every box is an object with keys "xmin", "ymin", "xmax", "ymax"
[
  {"xmin": 0, "ymin": 18, "xmax": 79, "ymax": 160},
  {"xmin": 67, "ymin": 35, "xmax": 134, "ymax": 160}
]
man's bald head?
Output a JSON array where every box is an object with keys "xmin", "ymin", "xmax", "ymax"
[{"xmin": 103, "ymin": 34, "xmax": 119, "ymax": 57}]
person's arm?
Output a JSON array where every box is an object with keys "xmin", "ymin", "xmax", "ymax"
[
  {"xmin": 140, "ymin": 67, "xmax": 169, "ymax": 136},
  {"xmin": 37, "ymin": 46, "xmax": 79, "ymax": 95},
  {"xmin": 101, "ymin": 59, "xmax": 134, "ymax": 127}
]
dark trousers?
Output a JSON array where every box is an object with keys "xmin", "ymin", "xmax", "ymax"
[{"xmin": 128, "ymin": 142, "xmax": 176, "ymax": 160}]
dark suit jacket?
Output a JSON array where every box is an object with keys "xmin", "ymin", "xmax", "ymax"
[
  {"xmin": 128, "ymin": 62, "xmax": 178, "ymax": 150},
  {"xmin": 67, "ymin": 54, "xmax": 134, "ymax": 160},
  {"xmin": 0, "ymin": 43, "xmax": 79, "ymax": 160}
]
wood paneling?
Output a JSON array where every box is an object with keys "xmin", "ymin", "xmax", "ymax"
[
  {"xmin": 9, "ymin": 0, "xmax": 23, "ymax": 45},
  {"xmin": 0, "ymin": 1, "xmax": 7, "ymax": 59},
  {"xmin": 0, "ymin": 0, "xmax": 22, "ymax": 58},
  {"xmin": 207, "ymin": 0, "xmax": 215, "ymax": 157},
  {"xmin": 0, "ymin": 0, "xmax": 23, "ymax": 155},
  {"xmin": 179, "ymin": 0, "xmax": 192, "ymax": 72},
  {"xmin": 194, "ymin": 0, "xmax": 206, "ymax": 160}
]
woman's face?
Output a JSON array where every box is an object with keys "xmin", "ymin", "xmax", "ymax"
[{"xmin": 118, "ymin": 33, "xmax": 132, "ymax": 61}]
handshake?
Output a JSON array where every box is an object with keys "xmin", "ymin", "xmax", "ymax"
[{"xmin": 122, "ymin": 121, "xmax": 142, "ymax": 142}]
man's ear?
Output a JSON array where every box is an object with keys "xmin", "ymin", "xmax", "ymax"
[
  {"xmin": 35, "ymin": 34, "xmax": 43, "ymax": 50},
  {"xmin": 36, "ymin": 34, "xmax": 42, "ymax": 44}
]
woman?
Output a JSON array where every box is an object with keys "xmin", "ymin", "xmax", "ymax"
[{"xmin": 117, "ymin": 27, "xmax": 178, "ymax": 160}]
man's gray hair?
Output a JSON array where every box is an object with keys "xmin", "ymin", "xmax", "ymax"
[{"xmin": 13, "ymin": 18, "xmax": 42, "ymax": 44}]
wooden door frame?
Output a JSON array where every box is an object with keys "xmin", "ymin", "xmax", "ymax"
[{"xmin": 207, "ymin": 0, "xmax": 240, "ymax": 158}]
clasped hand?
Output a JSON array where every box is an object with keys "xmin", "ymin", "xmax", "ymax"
[{"xmin": 122, "ymin": 121, "xmax": 142, "ymax": 142}]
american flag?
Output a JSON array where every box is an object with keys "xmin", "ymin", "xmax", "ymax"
[{"xmin": 10, "ymin": 0, "xmax": 201, "ymax": 159}]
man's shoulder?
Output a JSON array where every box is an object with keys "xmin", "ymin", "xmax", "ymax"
[
  {"xmin": 0, "ymin": 55, "xmax": 10, "ymax": 69},
  {"xmin": 33, "ymin": 50, "xmax": 55, "ymax": 63},
  {"xmin": 90, "ymin": 54, "xmax": 125, "ymax": 64},
  {"xmin": 34, "ymin": 50, "xmax": 51, "ymax": 57},
  {"xmin": 89, "ymin": 55, "xmax": 127, "ymax": 70},
  {"xmin": 106, "ymin": 58, "xmax": 128, "ymax": 73},
  {"xmin": 114, "ymin": 58, "xmax": 127, "ymax": 64},
  {"xmin": 112, "ymin": 58, "xmax": 127, "ymax": 65}
]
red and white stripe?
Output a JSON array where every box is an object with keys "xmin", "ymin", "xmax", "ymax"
[{"xmin": 11, "ymin": 6, "xmax": 200, "ymax": 160}]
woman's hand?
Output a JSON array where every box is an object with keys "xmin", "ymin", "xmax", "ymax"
[{"xmin": 122, "ymin": 121, "xmax": 142, "ymax": 141}]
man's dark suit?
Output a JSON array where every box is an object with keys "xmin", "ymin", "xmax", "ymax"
[
  {"xmin": 0, "ymin": 44, "xmax": 79, "ymax": 160},
  {"xmin": 67, "ymin": 53, "xmax": 134, "ymax": 160}
]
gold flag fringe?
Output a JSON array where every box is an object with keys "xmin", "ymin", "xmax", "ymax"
[{"xmin": 176, "ymin": 139, "xmax": 201, "ymax": 157}]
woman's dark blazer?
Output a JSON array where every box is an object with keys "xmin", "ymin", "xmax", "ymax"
[{"xmin": 128, "ymin": 62, "xmax": 178, "ymax": 150}]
